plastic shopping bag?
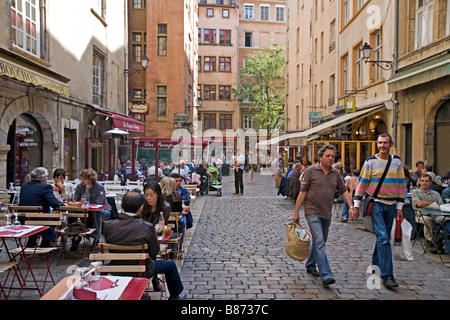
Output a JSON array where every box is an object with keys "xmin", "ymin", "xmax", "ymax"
[{"xmin": 391, "ymin": 217, "xmax": 414, "ymax": 261}]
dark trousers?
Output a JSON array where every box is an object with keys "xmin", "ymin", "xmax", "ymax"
[
  {"xmin": 153, "ymin": 260, "xmax": 183, "ymax": 297},
  {"xmin": 234, "ymin": 169, "xmax": 244, "ymax": 193}
]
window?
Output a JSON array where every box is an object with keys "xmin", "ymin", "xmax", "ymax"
[
  {"xmin": 320, "ymin": 32, "xmax": 324, "ymax": 61},
  {"xmin": 219, "ymin": 114, "xmax": 232, "ymax": 129},
  {"xmin": 219, "ymin": 85, "xmax": 231, "ymax": 100},
  {"xmin": 157, "ymin": 86, "xmax": 167, "ymax": 118},
  {"xmin": 219, "ymin": 29, "xmax": 231, "ymax": 45},
  {"xmin": 296, "ymin": 64, "xmax": 300, "ymax": 88},
  {"xmin": 261, "ymin": 5, "xmax": 269, "ymax": 21},
  {"xmin": 344, "ymin": 0, "xmax": 350, "ymax": 24},
  {"xmin": 93, "ymin": 53, "xmax": 103, "ymax": 106},
  {"xmin": 373, "ymin": 30, "xmax": 383, "ymax": 81},
  {"xmin": 131, "ymin": 32, "xmax": 146, "ymax": 63},
  {"xmin": 244, "ymin": 32, "xmax": 253, "ymax": 47},
  {"xmin": 157, "ymin": 24, "xmax": 167, "ymax": 56},
  {"xmin": 447, "ymin": 0, "xmax": 450, "ymax": 35},
  {"xmin": 207, "ymin": 8, "xmax": 214, "ymax": 17},
  {"xmin": 204, "ymin": 29, "xmax": 216, "ymax": 44},
  {"xmin": 276, "ymin": 6, "xmax": 285, "ymax": 21},
  {"xmin": 198, "ymin": 56, "xmax": 202, "ymax": 72},
  {"xmin": 219, "ymin": 57, "xmax": 231, "ymax": 72},
  {"xmin": 416, "ymin": 0, "xmax": 433, "ymax": 48},
  {"xmin": 198, "ymin": 28, "xmax": 202, "ymax": 43},
  {"xmin": 11, "ymin": 0, "xmax": 40, "ymax": 56},
  {"xmin": 329, "ymin": 74, "xmax": 335, "ymax": 106},
  {"xmin": 329, "ymin": 20, "xmax": 336, "ymax": 52},
  {"xmin": 130, "ymin": 88, "xmax": 146, "ymax": 122},
  {"xmin": 222, "ymin": 9, "xmax": 229, "ymax": 18},
  {"xmin": 358, "ymin": 0, "xmax": 366, "ymax": 10},
  {"xmin": 132, "ymin": 0, "xmax": 145, "ymax": 9},
  {"xmin": 204, "ymin": 113, "xmax": 217, "ymax": 129},
  {"xmin": 204, "ymin": 56, "xmax": 216, "ymax": 72},
  {"xmin": 204, "ymin": 85, "xmax": 216, "ymax": 100},
  {"xmin": 355, "ymin": 42, "xmax": 363, "ymax": 89},
  {"xmin": 342, "ymin": 54, "xmax": 349, "ymax": 94},
  {"xmin": 243, "ymin": 114, "xmax": 254, "ymax": 129},
  {"xmin": 244, "ymin": 4, "xmax": 254, "ymax": 19}
]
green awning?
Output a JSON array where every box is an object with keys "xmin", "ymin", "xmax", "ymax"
[{"xmin": 387, "ymin": 54, "xmax": 450, "ymax": 92}]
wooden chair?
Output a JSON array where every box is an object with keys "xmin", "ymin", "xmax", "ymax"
[
  {"xmin": 9, "ymin": 211, "xmax": 63, "ymax": 293},
  {"xmin": 0, "ymin": 191, "xmax": 10, "ymax": 213},
  {"xmin": 57, "ymin": 206, "xmax": 95, "ymax": 265},
  {"xmin": 89, "ymin": 243, "xmax": 162, "ymax": 298},
  {"xmin": 168, "ymin": 212, "xmax": 184, "ymax": 265},
  {"xmin": 0, "ymin": 261, "xmax": 19, "ymax": 300}
]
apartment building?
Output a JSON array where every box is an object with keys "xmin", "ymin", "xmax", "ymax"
[
  {"xmin": 0, "ymin": 0, "xmax": 129, "ymax": 186},
  {"xmin": 139, "ymin": 0, "xmax": 199, "ymax": 139},
  {"xmin": 198, "ymin": 0, "xmax": 239, "ymax": 140},
  {"xmin": 388, "ymin": 0, "xmax": 450, "ymax": 175},
  {"xmin": 284, "ymin": 0, "xmax": 396, "ymax": 170}
]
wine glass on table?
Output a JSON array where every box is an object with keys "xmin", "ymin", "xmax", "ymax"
[
  {"xmin": 12, "ymin": 212, "xmax": 21, "ymax": 230},
  {"xmin": 4, "ymin": 213, "xmax": 11, "ymax": 230},
  {"xmin": 90, "ymin": 261, "xmax": 102, "ymax": 281}
]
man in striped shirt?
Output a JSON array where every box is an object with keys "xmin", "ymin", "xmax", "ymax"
[{"xmin": 352, "ymin": 133, "xmax": 405, "ymax": 288}]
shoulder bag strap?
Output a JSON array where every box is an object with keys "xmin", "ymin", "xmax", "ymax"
[{"xmin": 373, "ymin": 154, "xmax": 392, "ymax": 199}]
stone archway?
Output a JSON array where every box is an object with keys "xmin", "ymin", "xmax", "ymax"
[{"xmin": 434, "ymin": 100, "xmax": 450, "ymax": 175}]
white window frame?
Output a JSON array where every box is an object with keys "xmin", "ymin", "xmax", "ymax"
[
  {"xmin": 446, "ymin": 0, "xmax": 450, "ymax": 35},
  {"xmin": 415, "ymin": 0, "xmax": 433, "ymax": 49},
  {"xmin": 243, "ymin": 114, "xmax": 254, "ymax": 129},
  {"xmin": 11, "ymin": 0, "xmax": 41, "ymax": 57},
  {"xmin": 260, "ymin": 5, "xmax": 269, "ymax": 21},
  {"xmin": 343, "ymin": 55, "xmax": 349, "ymax": 93},
  {"xmin": 275, "ymin": 5, "xmax": 285, "ymax": 22},
  {"xmin": 244, "ymin": 4, "xmax": 254, "ymax": 20},
  {"xmin": 373, "ymin": 30, "xmax": 383, "ymax": 81},
  {"xmin": 93, "ymin": 54, "xmax": 103, "ymax": 106},
  {"xmin": 356, "ymin": 44, "xmax": 364, "ymax": 89}
]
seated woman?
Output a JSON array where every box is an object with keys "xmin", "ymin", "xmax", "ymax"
[{"xmin": 159, "ymin": 177, "xmax": 186, "ymax": 258}]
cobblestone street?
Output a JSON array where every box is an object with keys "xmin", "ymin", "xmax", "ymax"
[{"xmin": 180, "ymin": 170, "xmax": 450, "ymax": 300}]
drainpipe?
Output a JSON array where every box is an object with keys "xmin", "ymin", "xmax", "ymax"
[{"xmin": 393, "ymin": 0, "xmax": 399, "ymax": 147}]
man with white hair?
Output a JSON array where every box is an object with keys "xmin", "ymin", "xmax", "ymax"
[{"xmin": 19, "ymin": 167, "xmax": 65, "ymax": 247}]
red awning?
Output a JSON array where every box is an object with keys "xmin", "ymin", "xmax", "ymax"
[{"xmin": 91, "ymin": 105, "xmax": 145, "ymax": 132}]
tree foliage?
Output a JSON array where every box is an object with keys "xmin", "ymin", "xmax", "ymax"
[{"xmin": 233, "ymin": 45, "xmax": 285, "ymax": 132}]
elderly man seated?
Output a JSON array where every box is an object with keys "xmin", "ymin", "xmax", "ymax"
[
  {"xmin": 19, "ymin": 167, "xmax": 65, "ymax": 247},
  {"xmin": 102, "ymin": 189, "xmax": 186, "ymax": 300},
  {"xmin": 411, "ymin": 174, "xmax": 450, "ymax": 254}
]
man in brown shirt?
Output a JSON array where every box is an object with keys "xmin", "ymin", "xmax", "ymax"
[{"xmin": 292, "ymin": 145, "xmax": 354, "ymax": 286}]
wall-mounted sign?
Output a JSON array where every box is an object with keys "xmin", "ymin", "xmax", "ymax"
[
  {"xmin": 309, "ymin": 111, "xmax": 323, "ymax": 120},
  {"xmin": 128, "ymin": 103, "xmax": 149, "ymax": 115},
  {"xmin": 345, "ymin": 97, "xmax": 356, "ymax": 113}
]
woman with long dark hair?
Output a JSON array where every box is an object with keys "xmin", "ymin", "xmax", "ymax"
[{"xmin": 141, "ymin": 180, "xmax": 171, "ymax": 225}]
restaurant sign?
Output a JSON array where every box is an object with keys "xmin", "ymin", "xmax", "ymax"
[
  {"xmin": 0, "ymin": 57, "xmax": 69, "ymax": 96},
  {"xmin": 128, "ymin": 103, "xmax": 149, "ymax": 115}
]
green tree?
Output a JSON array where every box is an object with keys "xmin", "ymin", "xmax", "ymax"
[{"xmin": 233, "ymin": 45, "xmax": 285, "ymax": 133}]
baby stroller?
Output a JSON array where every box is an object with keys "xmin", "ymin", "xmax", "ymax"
[{"xmin": 207, "ymin": 165, "xmax": 222, "ymax": 197}]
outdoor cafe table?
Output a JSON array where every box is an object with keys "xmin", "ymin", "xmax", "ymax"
[
  {"xmin": 413, "ymin": 204, "xmax": 450, "ymax": 265},
  {"xmin": 0, "ymin": 225, "xmax": 50, "ymax": 298},
  {"xmin": 41, "ymin": 276, "xmax": 149, "ymax": 300}
]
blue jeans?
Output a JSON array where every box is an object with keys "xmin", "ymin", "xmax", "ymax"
[
  {"xmin": 371, "ymin": 202, "xmax": 397, "ymax": 278},
  {"xmin": 342, "ymin": 202, "xmax": 349, "ymax": 219},
  {"xmin": 444, "ymin": 221, "xmax": 450, "ymax": 254},
  {"xmin": 153, "ymin": 260, "xmax": 184, "ymax": 297},
  {"xmin": 305, "ymin": 214, "xmax": 333, "ymax": 281}
]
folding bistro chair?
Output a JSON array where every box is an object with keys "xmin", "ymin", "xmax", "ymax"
[
  {"xmin": 89, "ymin": 243, "xmax": 160, "ymax": 298},
  {"xmin": 168, "ymin": 212, "xmax": 184, "ymax": 265},
  {"xmin": 0, "ymin": 261, "xmax": 19, "ymax": 300},
  {"xmin": 57, "ymin": 206, "xmax": 95, "ymax": 265}
]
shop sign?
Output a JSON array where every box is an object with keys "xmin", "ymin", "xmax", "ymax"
[
  {"xmin": 289, "ymin": 137, "xmax": 307, "ymax": 146},
  {"xmin": 128, "ymin": 103, "xmax": 149, "ymax": 115},
  {"xmin": 309, "ymin": 111, "xmax": 323, "ymax": 120},
  {"xmin": 0, "ymin": 58, "xmax": 69, "ymax": 96},
  {"xmin": 345, "ymin": 97, "xmax": 356, "ymax": 113}
]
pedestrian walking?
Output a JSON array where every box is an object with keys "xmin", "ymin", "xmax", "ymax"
[
  {"xmin": 233, "ymin": 148, "xmax": 245, "ymax": 195},
  {"xmin": 352, "ymin": 133, "xmax": 405, "ymax": 288},
  {"xmin": 292, "ymin": 145, "xmax": 354, "ymax": 286}
]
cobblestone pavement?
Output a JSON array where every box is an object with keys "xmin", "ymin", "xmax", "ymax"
[
  {"xmin": 1, "ymin": 170, "xmax": 449, "ymax": 301},
  {"xmin": 180, "ymin": 170, "xmax": 450, "ymax": 300}
]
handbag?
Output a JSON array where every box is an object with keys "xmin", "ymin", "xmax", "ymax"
[
  {"xmin": 185, "ymin": 210, "xmax": 193, "ymax": 229},
  {"xmin": 364, "ymin": 155, "xmax": 392, "ymax": 217},
  {"xmin": 285, "ymin": 222, "xmax": 311, "ymax": 261},
  {"xmin": 391, "ymin": 216, "xmax": 414, "ymax": 261}
]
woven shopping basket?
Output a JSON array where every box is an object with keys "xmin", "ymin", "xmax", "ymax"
[{"xmin": 285, "ymin": 222, "xmax": 311, "ymax": 261}]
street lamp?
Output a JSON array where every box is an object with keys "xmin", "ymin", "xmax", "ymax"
[
  {"xmin": 360, "ymin": 42, "xmax": 393, "ymax": 70},
  {"xmin": 104, "ymin": 128, "xmax": 129, "ymax": 178},
  {"xmin": 124, "ymin": 55, "xmax": 149, "ymax": 76},
  {"xmin": 186, "ymin": 97, "xmax": 203, "ymax": 111}
]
